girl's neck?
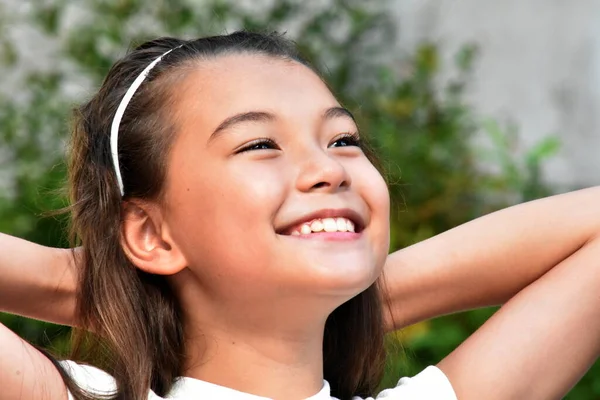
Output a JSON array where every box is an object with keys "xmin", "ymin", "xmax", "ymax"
[
  {"xmin": 172, "ymin": 269, "xmax": 340, "ymax": 399},
  {"xmin": 182, "ymin": 319, "xmax": 326, "ymax": 399}
]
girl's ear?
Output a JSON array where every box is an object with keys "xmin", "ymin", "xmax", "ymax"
[{"xmin": 120, "ymin": 201, "xmax": 187, "ymax": 275}]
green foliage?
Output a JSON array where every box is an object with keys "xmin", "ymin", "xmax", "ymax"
[{"xmin": 1, "ymin": 1, "xmax": 596, "ymax": 398}]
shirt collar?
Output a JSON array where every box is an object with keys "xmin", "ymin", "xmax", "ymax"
[{"xmin": 166, "ymin": 377, "xmax": 333, "ymax": 400}]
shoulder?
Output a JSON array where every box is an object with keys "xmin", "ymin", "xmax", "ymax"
[
  {"xmin": 59, "ymin": 360, "xmax": 163, "ymax": 400},
  {"xmin": 352, "ymin": 366, "xmax": 457, "ymax": 400}
]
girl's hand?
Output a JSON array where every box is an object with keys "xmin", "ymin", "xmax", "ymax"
[{"xmin": 0, "ymin": 233, "xmax": 77, "ymax": 326}]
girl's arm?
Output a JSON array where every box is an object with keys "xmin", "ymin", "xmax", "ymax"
[
  {"xmin": 439, "ymin": 235, "xmax": 600, "ymax": 399},
  {"xmin": 382, "ymin": 186, "xmax": 600, "ymax": 330},
  {"xmin": 0, "ymin": 322, "xmax": 68, "ymax": 399},
  {"xmin": 0, "ymin": 234, "xmax": 75, "ymax": 398},
  {"xmin": 0, "ymin": 233, "xmax": 77, "ymax": 326}
]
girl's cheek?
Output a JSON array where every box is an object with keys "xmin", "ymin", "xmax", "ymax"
[{"xmin": 355, "ymin": 160, "xmax": 389, "ymax": 211}]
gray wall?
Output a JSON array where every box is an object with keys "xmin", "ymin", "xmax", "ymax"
[{"xmin": 390, "ymin": 0, "xmax": 600, "ymax": 187}]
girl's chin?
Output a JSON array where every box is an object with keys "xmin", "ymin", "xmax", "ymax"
[{"xmin": 296, "ymin": 263, "xmax": 381, "ymax": 295}]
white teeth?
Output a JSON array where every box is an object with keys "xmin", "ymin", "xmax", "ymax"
[
  {"xmin": 290, "ymin": 217, "xmax": 357, "ymax": 235},
  {"xmin": 347, "ymin": 220, "xmax": 355, "ymax": 232},
  {"xmin": 323, "ymin": 218, "xmax": 338, "ymax": 232},
  {"xmin": 310, "ymin": 220, "xmax": 324, "ymax": 232},
  {"xmin": 300, "ymin": 224, "xmax": 312, "ymax": 235}
]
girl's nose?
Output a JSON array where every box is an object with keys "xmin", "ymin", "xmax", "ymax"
[{"xmin": 295, "ymin": 150, "xmax": 352, "ymax": 193}]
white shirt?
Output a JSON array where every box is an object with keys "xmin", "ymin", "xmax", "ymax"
[{"xmin": 61, "ymin": 361, "xmax": 457, "ymax": 400}]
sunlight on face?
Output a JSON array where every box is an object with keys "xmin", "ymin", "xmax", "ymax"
[{"xmin": 163, "ymin": 54, "xmax": 389, "ymax": 319}]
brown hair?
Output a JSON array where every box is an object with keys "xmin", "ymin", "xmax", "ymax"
[{"xmin": 54, "ymin": 31, "xmax": 386, "ymax": 400}]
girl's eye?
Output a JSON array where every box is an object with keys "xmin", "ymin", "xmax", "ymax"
[
  {"xmin": 236, "ymin": 138, "xmax": 278, "ymax": 153},
  {"xmin": 329, "ymin": 132, "xmax": 362, "ymax": 148}
]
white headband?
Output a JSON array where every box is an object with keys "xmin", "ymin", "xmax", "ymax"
[{"xmin": 110, "ymin": 45, "xmax": 183, "ymax": 196}]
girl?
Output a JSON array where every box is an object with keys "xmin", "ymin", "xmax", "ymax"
[{"xmin": 2, "ymin": 31, "xmax": 600, "ymax": 400}]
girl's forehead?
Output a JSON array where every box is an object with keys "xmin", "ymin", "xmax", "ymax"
[{"xmin": 172, "ymin": 54, "xmax": 338, "ymax": 123}]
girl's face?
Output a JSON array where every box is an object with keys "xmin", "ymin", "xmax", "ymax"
[{"xmin": 162, "ymin": 54, "xmax": 389, "ymax": 319}]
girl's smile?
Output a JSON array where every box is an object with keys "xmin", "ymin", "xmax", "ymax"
[{"xmin": 277, "ymin": 208, "xmax": 364, "ymax": 238}]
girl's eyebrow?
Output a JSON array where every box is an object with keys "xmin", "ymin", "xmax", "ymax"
[
  {"xmin": 323, "ymin": 106, "xmax": 356, "ymax": 123},
  {"xmin": 210, "ymin": 111, "xmax": 275, "ymax": 142},
  {"xmin": 208, "ymin": 106, "xmax": 356, "ymax": 143}
]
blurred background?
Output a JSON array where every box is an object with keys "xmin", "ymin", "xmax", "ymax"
[{"xmin": 0, "ymin": 0, "xmax": 599, "ymax": 398}]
